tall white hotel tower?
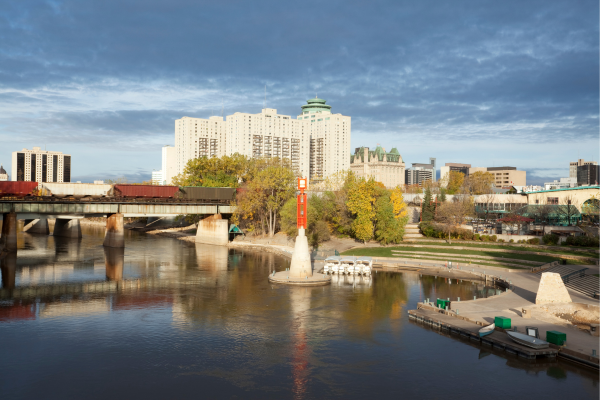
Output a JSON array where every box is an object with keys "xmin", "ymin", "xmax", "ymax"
[{"xmin": 174, "ymin": 98, "xmax": 351, "ymax": 182}]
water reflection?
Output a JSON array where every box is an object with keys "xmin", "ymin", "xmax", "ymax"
[
  {"xmin": 0, "ymin": 228, "xmax": 597, "ymax": 399},
  {"xmin": 104, "ymin": 247, "xmax": 124, "ymax": 281}
]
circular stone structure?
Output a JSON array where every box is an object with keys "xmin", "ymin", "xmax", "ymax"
[{"xmin": 268, "ymin": 271, "xmax": 331, "ymax": 286}]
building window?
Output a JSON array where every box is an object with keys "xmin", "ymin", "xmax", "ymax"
[{"xmin": 548, "ymin": 197, "xmax": 559, "ymax": 205}]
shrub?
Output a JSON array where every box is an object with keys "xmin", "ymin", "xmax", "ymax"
[
  {"xmin": 527, "ymin": 238, "xmax": 540, "ymax": 245},
  {"xmin": 565, "ymin": 236, "xmax": 600, "ymax": 247},
  {"xmin": 481, "ymin": 235, "xmax": 489, "ymax": 242},
  {"xmin": 542, "ymin": 234, "xmax": 560, "ymax": 246},
  {"xmin": 497, "ymin": 238, "xmax": 505, "ymax": 243},
  {"xmin": 473, "ymin": 233, "xmax": 480, "ymax": 241},
  {"xmin": 458, "ymin": 229, "xmax": 474, "ymax": 240},
  {"xmin": 490, "ymin": 235, "xmax": 497, "ymax": 242},
  {"xmin": 509, "ymin": 239, "xmax": 514, "ymax": 243}
]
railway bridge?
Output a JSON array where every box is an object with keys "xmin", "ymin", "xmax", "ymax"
[{"xmin": 0, "ymin": 200, "xmax": 235, "ymax": 252}]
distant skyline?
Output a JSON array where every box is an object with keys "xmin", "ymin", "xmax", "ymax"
[{"xmin": 1, "ymin": 0, "xmax": 598, "ymax": 185}]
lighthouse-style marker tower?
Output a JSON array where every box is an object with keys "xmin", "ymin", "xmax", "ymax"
[{"xmin": 268, "ymin": 177, "xmax": 331, "ymax": 286}]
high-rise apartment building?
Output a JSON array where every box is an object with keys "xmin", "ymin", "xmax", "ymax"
[
  {"xmin": 0, "ymin": 165, "xmax": 8, "ymax": 181},
  {"xmin": 570, "ymin": 159, "xmax": 597, "ymax": 178},
  {"xmin": 299, "ymin": 98, "xmax": 351, "ymax": 181},
  {"xmin": 350, "ymin": 146, "xmax": 405, "ymax": 188},
  {"xmin": 161, "ymin": 145, "xmax": 177, "ymax": 185},
  {"xmin": 11, "ymin": 147, "xmax": 71, "ymax": 183},
  {"xmin": 226, "ymin": 108, "xmax": 310, "ymax": 177},
  {"xmin": 174, "ymin": 98, "xmax": 351, "ymax": 181},
  {"xmin": 175, "ymin": 116, "xmax": 226, "ymax": 175}
]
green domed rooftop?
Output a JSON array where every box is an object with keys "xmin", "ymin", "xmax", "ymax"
[{"xmin": 301, "ymin": 97, "xmax": 332, "ymax": 114}]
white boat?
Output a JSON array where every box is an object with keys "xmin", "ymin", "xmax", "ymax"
[
  {"xmin": 355, "ymin": 256, "xmax": 373, "ymax": 275},
  {"xmin": 340, "ymin": 256, "xmax": 357, "ymax": 275},
  {"xmin": 479, "ymin": 323, "xmax": 495, "ymax": 337},
  {"xmin": 507, "ymin": 331, "xmax": 550, "ymax": 349},
  {"xmin": 323, "ymin": 256, "xmax": 341, "ymax": 275}
]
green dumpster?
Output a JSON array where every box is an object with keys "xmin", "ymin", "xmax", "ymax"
[
  {"xmin": 546, "ymin": 330, "xmax": 566, "ymax": 345},
  {"xmin": 494, "ymin": 316, "xmax": 511, "ymax": 329}
]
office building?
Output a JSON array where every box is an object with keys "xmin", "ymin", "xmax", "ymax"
[
  {"xmin": 577, "ymin": 164, "xmax": 599, "ymax": 186},
  {"xmin": 440, "ymin": 163, "xmax": 470, "ymax": 187},
  {"xmin": 11, "ymin": 147, "xmax": 71, "ymax": 183},
  {"xmin": 405, "ymin": 161, "xmax": 435, "ymax": 186},
  {"xmin": 544, "ymin": 177, "xmax": 577, "ymax": 190},
  {"xmin": 0, "ymin": 165, "xmax": 8, "ymax": 181},
  {"xmin": 174, "ymin": 98, "xmax": 351, "ymax": 182},
  {"xmin": 350, "ymin": 146, "xmax": 405, "ymax": 188},
  {"xmin": 486, "ymin": 167, "xmax": 526, "ymax": 187},
  {"xmin": 570, "ymin": 159, "xmax": 597, "ymax": 179}
]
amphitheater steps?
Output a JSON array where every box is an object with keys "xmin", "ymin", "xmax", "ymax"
[{"xmin": 404, "ymin": 223, "xmax": 424, "ymax": 240}]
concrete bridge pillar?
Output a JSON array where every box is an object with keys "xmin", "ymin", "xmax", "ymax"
[
  {"xmin": 103, "ymin": 213, "xmax": 124, "ymax": 248},
  {"xmin": 23, "ymin": 218, "xmax": 50, "ymax": 235},
  {"xmin": 104, "ymin": 247, "xmax": 124, "ymax": 281},
  {"xmin": 195, "ymin": 214, "xmax": 229, "ymax": 246},
  {"xmin": 0, "ymin": 212, "xmax": 18, "ymax": 253},
  {"xmin": 53, "ymin": 218, "xmax": 82, "ymax": 238},
  {"xmin": 0, "ymin": 251, "xmax": 17, "ymax": 289}
]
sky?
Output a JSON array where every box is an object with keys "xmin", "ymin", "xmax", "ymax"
[{"xmin": 0, "ymin": 0, "xmax": 598, "ymax": 185}]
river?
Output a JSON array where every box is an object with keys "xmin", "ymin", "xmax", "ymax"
[{"xmin": 0, "ymin": 226, "xmax": 597, "ymax": 399}]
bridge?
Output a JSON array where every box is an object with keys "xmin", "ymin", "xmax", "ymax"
[{"xmin": 0, "ymin": 200, "xmax": 235, "ymax": 252}]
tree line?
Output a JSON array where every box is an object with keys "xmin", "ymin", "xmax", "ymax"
[{"xmin": 174, "ymin": 155, "xmax": 409, "ymax": 246}]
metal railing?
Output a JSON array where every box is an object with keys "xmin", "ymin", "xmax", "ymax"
[{"xmin": 562, "ymin": 268, "xmax": 588, "ymax": 283}]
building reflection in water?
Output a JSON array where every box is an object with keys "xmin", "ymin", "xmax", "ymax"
[{"xmin": 0, "ymin": 252, "xmax": 17, "ymax": 289}]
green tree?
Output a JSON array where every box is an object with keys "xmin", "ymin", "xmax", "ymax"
[
  {"xmin": 374, "ymin": 189, "xmax": 406, "ymax": 245},
  {"xmin": 421, "ymin": 187, "xmax": 434, "ymax": 222},
  {"xmin": 173, "ymin": 153, "xmax": 253, "ymax": 188}
]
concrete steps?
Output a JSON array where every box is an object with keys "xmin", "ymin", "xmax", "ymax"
[
  {"xmin": 404, "ymin": 224, "xmax": 424, "ymax": 240},
  {"xmin": 536, "ymin": 265, "xmax": 581, "ymax": 277}
]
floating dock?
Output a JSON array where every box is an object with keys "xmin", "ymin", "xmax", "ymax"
[{"xmin": 408, "ymin": 307, "xmax": 558, "ymax": 360}]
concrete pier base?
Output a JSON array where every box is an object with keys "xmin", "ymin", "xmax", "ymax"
[
  {"xmin": 269, "ymin": 228, "xmax": 331, "ymax": 286},
  {"xmin": 289, "ymin": 228, "xmax": 312, "ymax": 278},
  {"xmin": 23, "ymin": 218, "xmax": 50, "ymax": 235},
  {"xmin": 54, "ymin": 218, "xmax": 82, "ymax": 238},
  {"xmin": 104, "ymin": 247, "xmax": 125, "ymax": 281},
  {"xmin": 103, "ymin": 213, "xmax": 124, "ymax": 248},
  {"xmin": 0, "ymin": 212, "xmax": 18, "ymax": 253},
  {"xmin": 195, "ymin": 214, "xmax": 229, "ymax": 246}
]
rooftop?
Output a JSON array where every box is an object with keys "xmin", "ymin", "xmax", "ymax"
[{"xmin": 526, "ymin": 185, "xmax": 600, "ymax": 194}]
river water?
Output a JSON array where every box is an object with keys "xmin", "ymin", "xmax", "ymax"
[{"xmin": 0, "ymin": 226, "xmax": 597, "ymax": 399}]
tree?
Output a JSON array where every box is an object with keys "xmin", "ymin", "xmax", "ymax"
[
  {"xmin": 347, "ymin": 177, "xmax": 377, "ymax": 242},
  {"xmin": 232, "ymin": 162, "xmax": 296, "ymax": 237},
  {"xmin": 421, "ymin": 187, "xmax": 434, "ymax": 222},
  {"xmin": 435, "ymin": 195, "xmax": 475, "ymax": 243},
  {"xmin": 404, "ymin": 184, "xmax": 423, "ymax": 194},
  {"xmin": 373, "ymin": 186, "xmax": 409, "ymax": 245},
  {"xmin": 467, "ymin": 171, "xmax": 495, "ymax": 195},
  {"xmin": 173, "ymin": 153, "xmax": 253, "ymax": 188},
  {"xmin": 439, "ymin": 188, "xmax": 447, "ymax": 203},
  {"xmin": 581, "ymin": 195, "xmax": 600, "ymax": 223},
  {"xmin": 445, "ymin": 171, "xmax": 465, "ymax": 195}
]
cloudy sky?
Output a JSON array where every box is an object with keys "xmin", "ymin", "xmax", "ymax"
[{"xmin": 1, "ymin": 0, "xmax": 598, "ymax": 184}]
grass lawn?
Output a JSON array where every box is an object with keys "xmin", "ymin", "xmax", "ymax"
[
  {"xmin": 386, "ymin": 254, "xmax": 530, "ymax": 269},
  {"xmin": 400, "ymin": 241, "xmax": 599, "ymax": 259},
  {"xmin": 342, "ymin": 246, "xmax": 564, "ymax": 264},
  {"xmin": 594, "ymin": 274, "xmax": 600, "ymax": 277}
]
